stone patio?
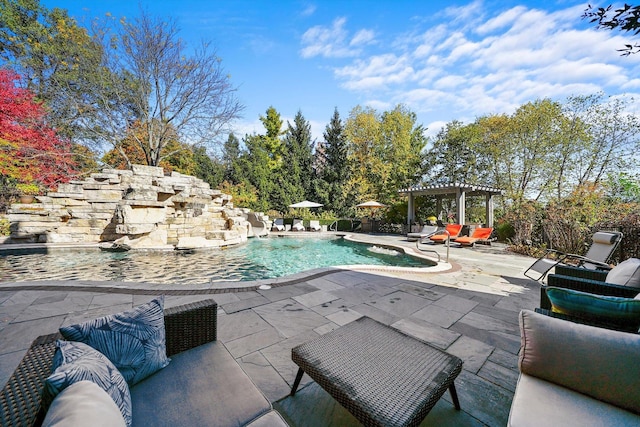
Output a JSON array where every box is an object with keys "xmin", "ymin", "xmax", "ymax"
[{"xmin": 0, "ymin": 234, "xmax": 539, "ymax": 426}]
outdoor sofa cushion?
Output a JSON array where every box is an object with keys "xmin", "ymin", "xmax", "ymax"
[
  {"xmin": 42, "ymin": 381, "xmax": 126, "ymax": 427},
  {"xmin": 509, "ymin": 373, "xmax": 640, "ymax": 426},
  {"xmin": 60, "ymin": 296, "xmax": 170, "ymax": 386},
  {"xmin": 517, "ymin": 309, "xmax": 640, "ymax": 414},
  {"xmin": 45, "ymin": 341, "xmax": 132, "ymax": 426},
  {"xmin": 545, "ymin": 286, "xmax": 640, "ymax": 329},
  {"xmin": 130, "ymin": 340, "xmax": 275, "ymax": 427},
  {"xmin": 606, "ymin": 258, "xmax": 640, "ymax": 288}
]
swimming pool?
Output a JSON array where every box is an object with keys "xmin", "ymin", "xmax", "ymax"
[{"xmin": 0, "ymin": 237, "xmax": 432, "ymax": 285}]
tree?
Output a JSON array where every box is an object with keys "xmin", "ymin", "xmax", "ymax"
[
  {"xmin": 0, "ymin": 0, "xmax": 105, "ymax": 140},
  {"xmin": 222, "ymin": 133, "xmax": 241, "ymax": 183},
  {"xmin": 584, "ymin": 3, "xmax": 640, "ymax": 55},
  {"xmin": 0, "ymin": 68, "xmax": 75, "ymax": 190},
  {"xmin": 316, "ymin": 108, "xmax": 350, "ymax": 215},
  {"xmin": 92, "ymin": 10, "xmax": 243, "ymax": 167},
  {"xmin": 192, "ymin": 146, "xmax": 224, "ymax": 188},
  {"xmin": 344, "ymin": 105, "xmax": 380, "ymax": 204},
  {"xmin": 425, "ymin": 120, "xmax": 478, "ymax": 184},
  {"xmin": 378, "ymin": 105, "xmax": 426, "ymax": 199},
  {"xmin": 101, "ymin": 120, "xmax": 196, "ymax": 174},
  {"xmin": 281, "ymin": 110, "xmax": 314, "ymax": 208}
]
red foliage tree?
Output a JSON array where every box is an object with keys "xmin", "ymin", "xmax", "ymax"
[{"xmin": 0, "ymin": 68, "xmax": 75, "ymax": 189}]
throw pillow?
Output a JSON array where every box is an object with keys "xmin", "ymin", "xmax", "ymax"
[
  {"xmin": 546, "ymin": 287, "xmax": 640, "ymax": 326},
  {"xmin": 43, "ymin": 380, "xmax": 126, "ymax": 427},
  {"xmin": 59, "ymin": 296, "xmax": 170, "ymax": 385},
  {"xmin": 606, "ymin": 258, "xmax": 640, "ymax": 288},
  {"xmin": 45, "ymin": 341, "xmax": 132, "ymax": 427}
]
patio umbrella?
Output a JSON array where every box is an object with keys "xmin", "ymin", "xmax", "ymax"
[
  {"xmin": 356, "ymin": 200, "xmax": 386, "ymax": 209},
  {"xmin": 289, "ymin": 200, "xmax": 324, "ymax": 208}
]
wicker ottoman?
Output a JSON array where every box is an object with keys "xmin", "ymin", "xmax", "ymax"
[{"xmin": 290, "ymin": 316, "xmax": 463, "ymax": 427}]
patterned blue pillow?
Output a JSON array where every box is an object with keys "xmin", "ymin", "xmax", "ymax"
[
  {"xmin": 46, "ymin": 341, "xmax": 132, "ymax": 427},
  {"xmin": 59, "ymin": 296, "xmax": 170, "ymax": 385}
]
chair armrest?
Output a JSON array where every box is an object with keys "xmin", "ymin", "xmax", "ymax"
[
  {"xmin": 554, "ymin": 265, "xmax": 609, "ymax": 282},
  {"xmin": 540, "ymin": 274, "xmax": 639, "ymax": 310},
  {"xmin": 164, "ymin": 299, "xmax": 218, "ymax": 356}
]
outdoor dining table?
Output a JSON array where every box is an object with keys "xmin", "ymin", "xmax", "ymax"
[{"xmin": 290, "ymin": 316, "xmax": 463, "ymax": 427}]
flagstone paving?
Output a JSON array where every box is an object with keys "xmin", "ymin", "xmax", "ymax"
[{"xmin": 0, "ymin": 234, "xmax": 539, "ymax": 426}]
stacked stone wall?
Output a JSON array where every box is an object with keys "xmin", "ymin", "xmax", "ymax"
[{"xmin": 6, "ymin": 165, "xmax": 269, "ymax": 249}]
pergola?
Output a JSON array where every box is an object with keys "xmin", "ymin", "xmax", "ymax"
[{"xmin": 398, "ymin": 182, "xmax": 505, "ymax": 227}]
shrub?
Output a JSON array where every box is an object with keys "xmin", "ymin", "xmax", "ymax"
[{"xmin": 0, "ymin": 217, "xmax": 9, "ymax": 236}]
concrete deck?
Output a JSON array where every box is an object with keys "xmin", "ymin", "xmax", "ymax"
[{"xmin": 0, "ymin": 234, "xmax": 539, "ymax": 426}]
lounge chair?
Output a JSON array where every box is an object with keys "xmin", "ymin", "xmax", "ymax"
[
  {"xmin": 271, "ymin": 218, "xmax": 285, "ymax": 232},
  {"xmin": 524, "ymin": 230, "xmax": 623, "ymax": 282},
  {"xmin": 407, "ymin": 225, "xmax": 439, "ymax": 241},
  {"xmin": 454, "ymin": 227, "xmax": 494, "ymax": 247},
  {"xmin": 291, "ymin": 219, "xmax": 305, "ymax": 231},
  {"xmin": 429, "ymin": 224, "xmax": 463, "ymax": 244},
  {"xmin": 308, "ymin": 220, "xmax": 321, "ymax": 231}
]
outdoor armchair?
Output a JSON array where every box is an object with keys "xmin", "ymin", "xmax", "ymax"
[{"xmin": 524, "ymin": 230, "xmax": 623, "ymax": 282}]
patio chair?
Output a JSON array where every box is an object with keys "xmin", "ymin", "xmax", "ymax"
[
  {"xmin": 308, "ymin": 220, "xmax": 321, "ymax": 231},
  {"xmin": 524, "ymin": 230, "xmax": 623, "ymax": 282},
  {"xmin": 429, "ymin": 224, "xmax": 463, "ymax": 244},
  {"xmin": 291, "ymin": 219, "xmax": 305, "ymax": 231},
  {"xmin": 271, "ymin": 218, "xmax": 285, "ymax": 232},
  {"xmin": 454, "ymin": 227, "xmax": 494, "ymax": 247},
  {"xmin": 406, "ymin": 224, "xmax": 439, "ymax": 241}
]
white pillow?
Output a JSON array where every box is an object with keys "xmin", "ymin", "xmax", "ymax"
[
  {"xmin": 43, "ymin": 380, "xmax": 126, "ymax": 427},
  {"xmin": 606, "ymin": 258, "xmax": 640, "ymax": 288}
]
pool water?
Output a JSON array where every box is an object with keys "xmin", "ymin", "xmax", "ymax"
[{"xmin": 0, "ymin": 237, "xmax": 430, "ymax": 285}]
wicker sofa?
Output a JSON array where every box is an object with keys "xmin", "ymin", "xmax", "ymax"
[
  {"xmin": 0, "ymin": 299, "xmax": 288, "ymax": 427},
  {"xmin": 508, "ymin": 310, "xmax": 640, "ymax": 426}
]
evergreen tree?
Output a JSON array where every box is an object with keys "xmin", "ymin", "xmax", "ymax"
[
  {"xmin": 282, "ymin": 110, "xmax": 314, "ymax": 205},
  {"xmin": 222, "ymin": 133, "xmax": 241, "ymax": 183},
  {"xmin": 192, "ymin": 146, "xmax": 224, "ymax": 188},
  {"xmin": 318, "ymin": 108, "xmax": 350, "ymax": 215}
]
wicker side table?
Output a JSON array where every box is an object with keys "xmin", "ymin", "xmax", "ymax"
[{"xmin": 290, "ymin": 316, "xmax": 463, "ymax": 427}]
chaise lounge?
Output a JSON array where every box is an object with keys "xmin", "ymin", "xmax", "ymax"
[
  {"xmin": 454, "ymin": 227, "xmax": 494, "ymax": 247},
  {"xmin": 429, "ymin": 224, "xmax": 462, "ymax": 244}
]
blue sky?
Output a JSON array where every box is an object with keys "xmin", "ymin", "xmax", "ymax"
[{"xmin": 42, "ymin": 0, "xmax": 640, "ymax": 142}]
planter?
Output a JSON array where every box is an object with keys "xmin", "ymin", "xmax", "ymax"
[{"xmin": 19, "ymin": 195, "xmax": 34, "ymax": 204}]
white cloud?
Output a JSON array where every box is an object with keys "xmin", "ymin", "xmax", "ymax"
[
  {"xmin": 351, "ymin": 29, "xmax": 375, "ymax": 46},
  {"xmin": 302, "ymin": 2, "xmax": 640, "ymax": 131},
  {"xmin": 300, "ymin": 17, "xmax": 374, "ymax": 58},
  {"xmin": 300, "ymin": 3, "xmax": 316, "ymax": 17}
]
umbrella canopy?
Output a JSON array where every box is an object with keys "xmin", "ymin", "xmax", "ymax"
[
  {"xmin": 356, "ymin": 200, "xmax": 386, "ymax": 208},
  {"xmin": 289, "ymin": 200, "xmax": 323, "ymax": 208}
]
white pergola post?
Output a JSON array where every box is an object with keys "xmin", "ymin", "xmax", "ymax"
[
  {"xmin": 407, "ymin": 192, "xmax": 414, "ymax": 226},
  {"xmin": 456, "ymin": 188, "xmax": 466, "ymax": 224},
  {"xmin": 486, "ymin": 193, "xmax": 494, "ymax": 227}
]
